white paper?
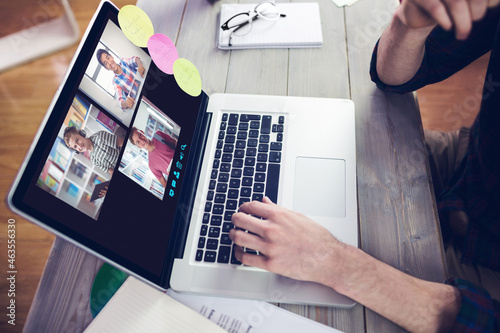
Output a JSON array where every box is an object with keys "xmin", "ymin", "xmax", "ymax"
[
  {"xmin": 167, "ymin": 289, "xmax": 343, "ymax": 333},
  {"xmin": 331, "ymin": 0, "xmax": 361, "ymax": 7}
]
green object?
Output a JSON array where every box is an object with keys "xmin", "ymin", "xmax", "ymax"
[{"xmin": 90, "ymin": 263, "xmax": 129, "ymax": 318}]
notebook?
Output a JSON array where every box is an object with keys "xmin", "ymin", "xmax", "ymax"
[
  {"xmin": 217, "ymin": 2, "xmax": 323, "ymax": 50},
  {"xmin": 7, "ymin": 0, "xmax": 357, "ymax": 307}
]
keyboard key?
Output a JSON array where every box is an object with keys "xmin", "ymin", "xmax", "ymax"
[
  {"xmin": 220, "ymin": 163, "xmax": 230, "ymax": 172},
  {"xmin": 237, "ymin": 131, "xmax": 247, "ymax": 140},
  {"xmin": 209, "ymin": 227, "xmax": 220, "ymax": 238},
  {"xmin": 256, "ymin": 163, "xmax": 266, "ymax": 172},
  {"xmin": 223, "ymin": 144, "xmax": 234, "ymax": 153},
  {"xmin": 215, "ymin": 149, "xmax": 222, "ymax": 158},
  {"xmin": 218, "ymin": 173, "xmax": 229, "ymax": 182},
  {"xmin": 218, "ymin": 131, "xmax": 225, "ymax": 140},
  {"xmin": 252, "ymin": 193, "xmax": 264, "ymax": 201},
  {"xmin": 241, "ymin": 187, "xmax": 252, "ymax": 197},
  {"xmin": 229, "ymin": 179, "xmax": 240, "ymax": 188},
  {"xmin": 270, "ymin": 142, "xmax": 282, "ymax": 151},
  {"xmin": 221, "ymin": 233, "xmax": 232, "ymax": 244},
  {"xmin": 195, "ymin": 250, "xmax": 203, "ymax": 261},
  {"xmin": 257, "ymin": 153, "xmax": 268, "ymax": 162},
  {"xmin": 236, "ymin": 140, "xmax": 246, "ymax": 149},
  {"xmin": 222, "ymin": 153, "xmax": 232, "ymax": 162},
  {"xmin": 279, "ymin": 115, "xmax": 285, "ymax": 124},
  {"xmin": 261, "ymin": 116, "xmax": 272, "ymax": 134},
  {"xmin": 231, "ymin": 168, "xmax": 242, "ymax": 178},
  {"xmin": 253, "ymin": 183, "xmax": 265, "ymax": 193},
  {"xmin": 227, "ymin": 126, "xmax": 237, "ymax": 134},
  {"xmin": 213, "ymin": 159, "xmax": 220, "ymax": 169},
  {"xmin": 203, "ymin": 213, "xmax": 210, "ymax": 224},
  {"xmin": 200, "ymin": 225, "xmax": 208, "ymax": 236},
  {"xmin": 204, "ymin": 251, "xmax": 216, "ymax": 262},
  {"xmin": 238, "ymin": 122, "xmax": 249, "ymax": 130},
  {"xmin": 217, "ymin": 246, "xmax": 231, "ymax": 263},
  {"xmin": 217, "ymin": 140, "xmax": 223, "ymax": 149},
  {"xmin": 245, "ymin": 157, "xmax": 256, "ymax": 166},
  {"xmin": 226, "ymin": 200, "xmax": 238, "ymax": 211},
  {"xmin": 242, "ymin": 177, "xmax": 253, "ymax": 187},
  {"xmin": 232, "ymin": 159, "xmax": 243, "ymax": 168},
  {"xmin": 265, "ymin": 163, "xmax": 280, "ymax": 203},
  {"xmin": 213, "ymin": 204, "xmax": 224, "ymax": 215},
  {"xmin": 246, "ymin": 147, "xmax": 257, "ymax": 156},
  {"xmin": 250, "ymin": 121, "xmax": 260, "ymax": 129},
  {"xmin": 231, "ymin": 245, "xmax": 242, "ymax": 265},
  {"xmin": 248, "ymin": 129, "xmax": 259, "ymax": 138},
  {"xmin": 224, "ymin": 211, "xmax": 235, "ymax": 221},
  {"xmin": 255, "ymin": 173, "xmax": 265, "ymax": 182},
  {"xmin": 258, "ymin": 144, "xmax": 269, "ymax": 152},
  {"xmin": 207, "ymin": 190, "xmax": 214, "ymax": 201},
  {"xmin": 222, "ymin": 222, "xmax": 234, "ymax": 233},
  {"xmin": 248, "ymin": 139, "xmax": 258, "ymax": 147},
  {"xmin": 228, "ymin": 189, "xmax": 239, "ymax": 199},
  {"xmin": 211, "ymin": 169, "xmax": 218, "ymax": 179},
  {"xmin": 239, "ymin": 197, "xmax": 251, "ymax": 206},
  {"xmin": 277, "ymin": 133, "xmax": 283, "ymax": 142},
  {"xmin": 229, "ymin": 113, "xmax": 239, "ymax": 125},
  {"xmin": 225, "ymin": 135, "xmax": 235, "ymax": 144},
  {"xmin": 245, "ymin": 114, "xmax": 261, "ymax": 120},
  {"xmin": 211, "ymin": 215, "xmax": 222, "ymax": 226},
  {"xmin": 243, "ymin": 167, "xmax": 254, "ymax": 176},
  {"xmin": 259, "ymin": 134, "xmax": 270, "ymax": 143},
  {"xmin": 205, "ymin": 201, "xmax": 212, "ymax": 212},
  {"xmin": 269, "ymin": 151, "xmax": 281, "ymax": 163},
  {"xmin": 214, "ymin": 193, "xmax": 225, "ymax": 203},
  {"xmin": 234, "ymin": 149, "xmax": 245, "ymax": 158},
  {"xmin": 198, "ymin": 237, "xmax": 206, "ymax": 248},
  {"xmin": 222, "ymin": 113, "xmax": 228, "ymax": 121},
  {"xmin": 216, "ymin": 183, "xmax": 228, "ymax": 193},
  {"xmin": 220, "ymin": 121, "xmax": 227, "ymax": 130},
  {"xmin": 207, "ymin": 238, "xmax": 218, "ymax": 250}
]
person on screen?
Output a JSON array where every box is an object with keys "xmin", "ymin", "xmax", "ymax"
[
  {"xmin": 129, "ymin": 127, "xmax": 177, "ymax": 188},
  {"xmin": 63, "ymin": 126, "xmax": 124, "ymax": 176},
  {"xmin": 96, "ymin": 49, "xmax": 145, "ymax": 110}
]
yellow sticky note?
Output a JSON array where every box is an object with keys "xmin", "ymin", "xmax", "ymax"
[
  {"xmin": 173, "ymin": 58, "xmax": 202, "ymax": 97},
  {"xmin": 118, "ymin": 5, "xmax": 154, "ymax": 48}
]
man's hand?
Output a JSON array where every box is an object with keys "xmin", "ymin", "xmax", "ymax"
[
  {"xmin": 229, "ymin": 197, "xmax": 342, "ymax": 286},
  {"xmin": 400, "ymin": 0, "xmax": 498, "ymax": 40},
  {"xmin": 121, "ymin": 96, "xmax": 135, "ymax": 109}
]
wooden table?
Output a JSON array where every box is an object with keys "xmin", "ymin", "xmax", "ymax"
[{"xmin": 23, "ymin": 0, "xmax": 447, "ymax": 332}]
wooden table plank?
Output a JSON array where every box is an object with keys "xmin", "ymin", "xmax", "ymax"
[
  {"xmin": 345, "ymin": 0, "xmax": 447, "ymax": 331},
  {"xmin": 23, "ymin": 238, "xmax": 103, "ymax": 332}
]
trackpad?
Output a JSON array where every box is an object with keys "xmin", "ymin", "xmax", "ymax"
[{"xmin": 293, "ymin": 157, "xmax": 346, "ymax": 218}]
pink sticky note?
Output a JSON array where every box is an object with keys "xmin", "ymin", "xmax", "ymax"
[{"xmin": 147, "ymin": 33, "xmax": 179, "ymax": 75}]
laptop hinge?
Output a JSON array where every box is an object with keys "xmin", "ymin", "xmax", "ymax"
[{"xmin": 161, "ymin": 93, "xmax": 211, "ymax": 286}]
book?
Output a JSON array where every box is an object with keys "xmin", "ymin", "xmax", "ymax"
[{"xmin": 217, "ymin": 2, "xmax": 323, "ymax": 50}]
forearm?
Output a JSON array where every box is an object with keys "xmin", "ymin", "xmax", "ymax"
[
  {"xmin": 326, "ymin": 244, "xmax": 461, "ymax": 333},
  {"xmin": 376, "ymin": 8, "xmax": 434, "ymax": 86}
]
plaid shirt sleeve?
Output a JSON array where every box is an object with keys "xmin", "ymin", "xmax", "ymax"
[
  {"xmin": 446, "ymin": 278, "xmax": 500, "ymax": 333},
  {"xmin": 370, "ymin": 8, "xmax": 499, "ymax": 93}
]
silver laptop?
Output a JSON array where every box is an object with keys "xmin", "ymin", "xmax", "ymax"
[{"xmin": 7, "ymin": 0, "xmax": 358, "ymax": 307}]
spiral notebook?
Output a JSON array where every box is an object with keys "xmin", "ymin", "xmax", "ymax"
[{"xmin": 217, "ymin": 2, "xmax": 323, "ymax": 50}]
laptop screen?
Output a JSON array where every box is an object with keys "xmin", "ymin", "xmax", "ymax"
[{"xmin": 10, "ymin": 2, "xmax": 207, "ymax": 285}]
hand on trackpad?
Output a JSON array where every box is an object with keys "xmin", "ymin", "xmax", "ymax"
[{"xmin": 293, "ymin": 157, "xmax": 346, "ymax": 218}]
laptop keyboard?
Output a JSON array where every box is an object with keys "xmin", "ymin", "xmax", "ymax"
[{"xmin": 195, "ymin": 113, "xmax": 285, "ymax": 265}]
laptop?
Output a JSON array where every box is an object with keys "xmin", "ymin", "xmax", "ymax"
[{"xmin": 7, "ymin": 0, "xmax": 358, "ymax": 307}]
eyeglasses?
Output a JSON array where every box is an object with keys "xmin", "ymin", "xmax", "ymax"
[{"xmin": 221, "ymin": 1, "xmax": 286, "ymax": 46}]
